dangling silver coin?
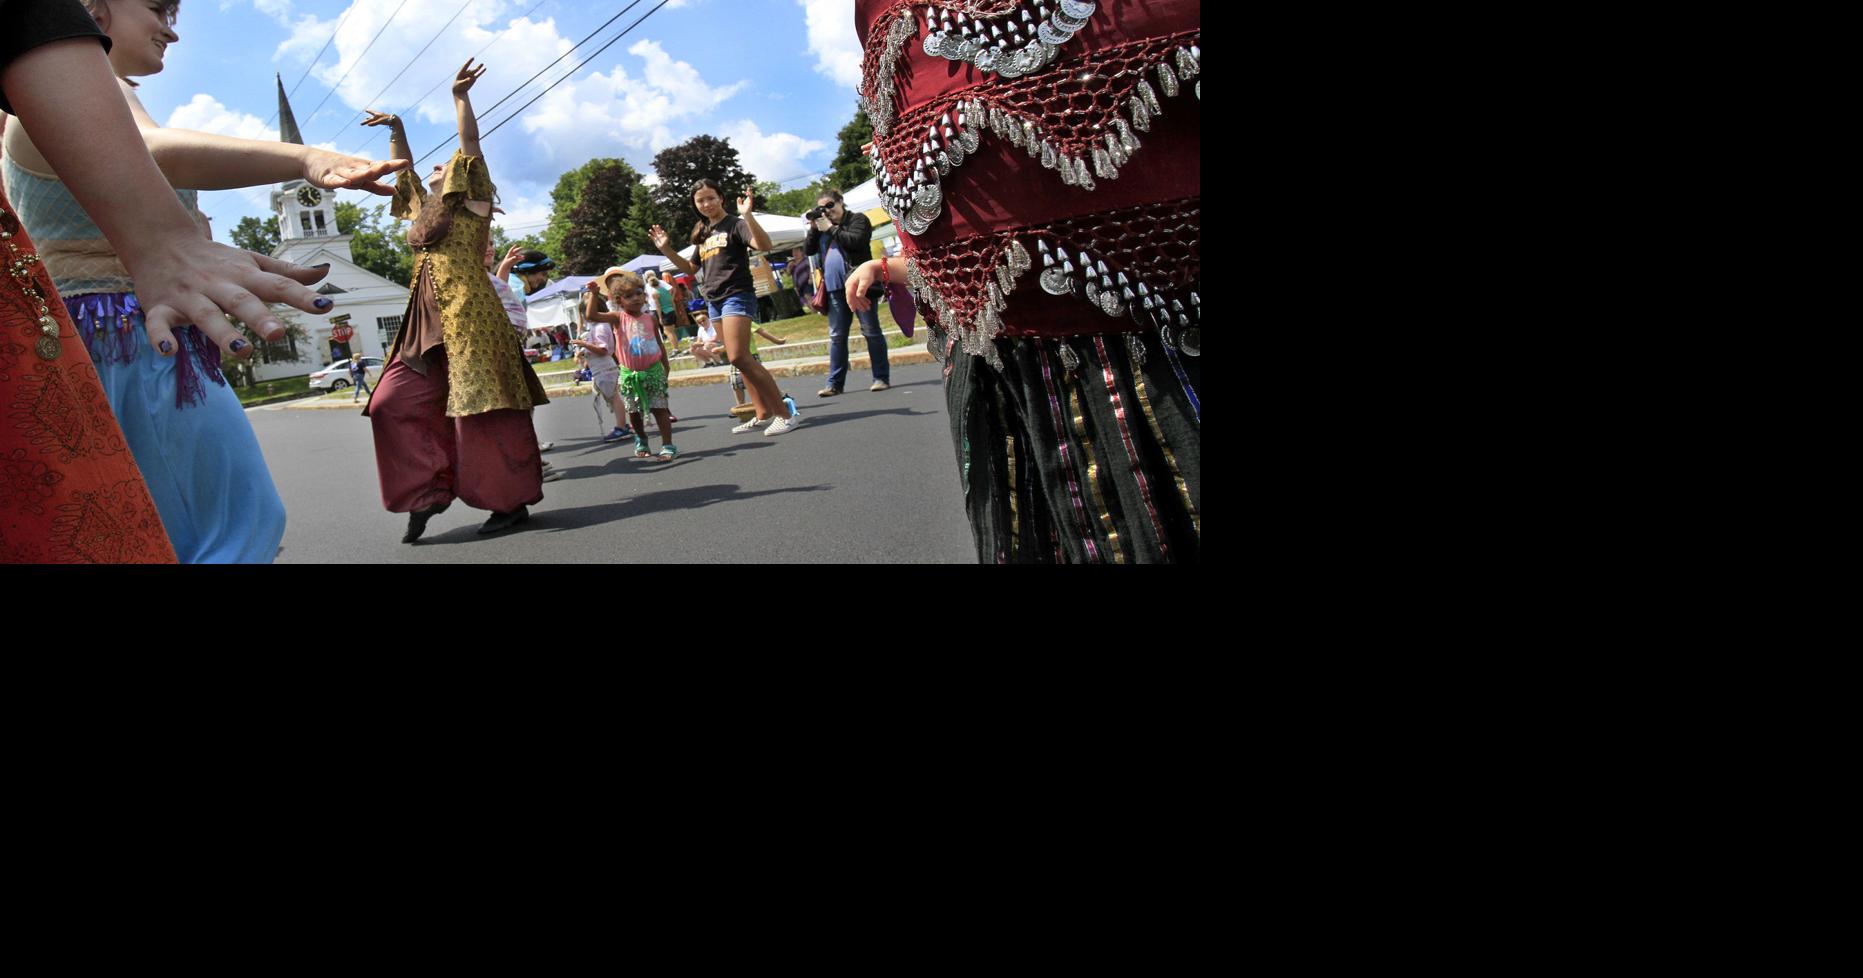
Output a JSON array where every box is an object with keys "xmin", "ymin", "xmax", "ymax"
[
  {"xmin": 1098, "ymin": 290, "xmax": 1124, "ymax": 317},
  {"xmin": 1038, "ymin": 20, "xmax": 1069, "ymax": 45},
  {"xmin": 1179, "ymin": 327, "xmax": 1200, "ymax": 357},
  {"xmin": 1040, "ymin": 268, "xmax": 1073, "ymax": 296},
  {"xmin": 959, "ymin": 125, "xmax": 981, "ymax": 155},
  {"xmin": 1059, "ymin": 0, "xmax": 1097, "ymax": 19},
  {"xmin": 915, "ymin": 180, "xmax": 941, "ymax": 212}
]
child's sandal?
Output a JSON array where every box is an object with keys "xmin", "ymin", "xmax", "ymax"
[
  {"xmin": 657, "ymin": 444, "xmax": 678, "ymax": 462},
  {"xmin": 633, "ymin": 433, "xmax": 650, "ymax": 458}
]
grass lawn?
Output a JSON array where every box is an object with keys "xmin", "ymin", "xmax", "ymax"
[{"xmin": 234, "ymin": 374, "xmax": 312, "ymax": 406}]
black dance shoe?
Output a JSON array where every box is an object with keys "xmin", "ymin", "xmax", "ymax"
[
  {"xmin": 477, "ymin": 506, "xmax": 531, "ymax": 535},
  {"xmin": 402, "ymin": 501, "xmax": 451, "ymax": 544}
]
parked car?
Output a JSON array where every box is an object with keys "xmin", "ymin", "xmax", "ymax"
[{"xmin": 310, "ymin": 356, "xmax": 385, "ymax": 391}]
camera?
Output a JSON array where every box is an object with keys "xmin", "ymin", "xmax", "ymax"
[{"xmin": 805, "ymin": 207, "xmax": 825, "ymax": 221}]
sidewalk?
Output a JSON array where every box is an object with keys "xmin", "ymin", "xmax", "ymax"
[{"xmin": 281, "ymin": 342, "xmax": 936, "ymax": 409}]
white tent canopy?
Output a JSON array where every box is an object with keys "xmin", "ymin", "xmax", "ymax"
[{"xmin": 842, "ymin": 176, "xmax": 885, "ymax": 214}]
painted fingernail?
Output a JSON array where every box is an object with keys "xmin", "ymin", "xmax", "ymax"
[
  {"xmin": 231, "ymin": 339, "xmax": 249, "ymax": 353},
  {"xmin": 314, "ymin": 297, "xmax": 334, "ymax": 310},
  {"xmin": 158, "ymin": 339, "xmax": 173, "ymax": 355}
]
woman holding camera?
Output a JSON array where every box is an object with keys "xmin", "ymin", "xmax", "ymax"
[{"xmin": 805, "ymin": 188, "xmax": 890, "ymax": 396}]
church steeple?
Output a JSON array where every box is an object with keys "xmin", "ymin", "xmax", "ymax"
[{"xmin": 277, "ymin": 73, "xmax": 303, "ymax": 146}]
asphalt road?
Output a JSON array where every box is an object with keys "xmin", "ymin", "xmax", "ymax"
[{"xmin": 248, "ymin": 361, "xmax": 978, "ymax": 563}]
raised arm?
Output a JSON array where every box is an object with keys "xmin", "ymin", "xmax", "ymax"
[
  {"xmin": 738, "ymin": 189, "xmax": 773, "ymax": 252},
  {"xmin": 2, "ymin": 37, "xmax": 339, "ymax": 356},
  {"xmin": 118, "ymin": 82, "xmax": 404, "ymax": 194},
  {"xmin": 650, "ymin": 225, "xmax": 698, "ymax": 277},
  {"xmin": 495, "ymin": 244, "xmax": 525, "ymax": 281},
  {"xmin": 581, "ymin": 287, "xmax": 620, "ymax": 324},
  {"xmin": 363, "ymin": 109, "xmax": 413, "ymax": 167},
  {"xmin": 452, "ymin": 59, "xmax": 487, "ymax": 160}
]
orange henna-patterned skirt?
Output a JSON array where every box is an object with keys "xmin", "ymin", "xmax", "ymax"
[{"xmin": 0, "ymin": 196, "xmax": 175, "ymax": 564}]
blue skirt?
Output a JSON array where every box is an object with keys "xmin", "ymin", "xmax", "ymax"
[{"xmin": 66, "ymin": 293, "xmax": 286, "ymax": 563}]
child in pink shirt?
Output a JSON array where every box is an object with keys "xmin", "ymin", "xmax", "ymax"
[{"xmin": 586, "ymin": 269, "xmax": 675, "ymax": 459}]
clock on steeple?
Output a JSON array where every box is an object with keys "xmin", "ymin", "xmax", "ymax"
[{"xmin": 266, "ymin": 74, "xmax": 355, "ymax": 266}]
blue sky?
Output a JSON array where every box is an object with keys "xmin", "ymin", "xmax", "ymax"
[{"xmin": 139, "ymin": 0, "xmax": 867, "ymax": 240}]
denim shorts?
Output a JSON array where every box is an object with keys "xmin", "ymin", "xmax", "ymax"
[{"xmin": 705, "ymin": 291, "xmax": 757, "ymax": 321}]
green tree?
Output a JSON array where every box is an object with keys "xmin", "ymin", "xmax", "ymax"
[
  {"xmin": 536, "ymin": 157, "xmax": 638, "ymax": 264},
  {"xmin": 651, "ymin": 135, "xmax": 761, "ymax": 242},
  {"xmin": 620, "ymin": 183, "xmax": 662, "ymax": 259},
  {"xmin": 231, "ymin": 215, "xmax": 280, "ymax": 255},
  {"xmin": 828, "ymin": 105, "xmax": 875, "ymax": 191},
  {"xmin": 336, "ymin": 201, "xmax": 413, "ymax": 286},
  {"xmin": 558, "ymin": 159, "xmax": 644, "ymax": 275},
  {"xmin": 764, "ymin": 179, "xmax": 831, "ymax": 220}
]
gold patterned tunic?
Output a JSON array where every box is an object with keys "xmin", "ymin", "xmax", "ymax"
[{"xmin": 388, "ymin": 150, "xmax": 546, "ymax": 417}]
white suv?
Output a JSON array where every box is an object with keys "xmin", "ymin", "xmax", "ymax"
[{"xmin": 310, "ymin": 357, "xmax": 384, "ymax": 391}]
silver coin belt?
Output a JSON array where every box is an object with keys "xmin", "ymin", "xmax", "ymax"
[
  {"xmin": 869, "ymin": 34, "xmax": 1199, "ymax": 240},
  {"xmin": 904, "ymin": 200, "xmax": 1202, "ymax": 370}
]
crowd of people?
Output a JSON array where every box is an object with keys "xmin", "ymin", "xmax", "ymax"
[{"xmin": 0, "ymin": 0, "xmax": 1199, "ymax": 564}]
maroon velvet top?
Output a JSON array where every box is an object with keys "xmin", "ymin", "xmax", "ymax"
[{"xmin": 856, "ymin": 0, "xmax": 1201, "ymax": 342}]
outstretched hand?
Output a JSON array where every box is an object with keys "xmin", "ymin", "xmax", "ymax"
[
  {"xmin": 125, "ymin": 238, "xmax": 338, "ymax": 360},
  {"xmin": 650, "ymin": 225, "xmax": 671, "ymax": 250},
  {"xmin": 737, "ymin": 190, "xmax": 756, "ymax": 217},
  {"xmin": 452, "ymin": 58, "xmax": 487, "ymax": 97},
  {"xmin": 304, "ymin": 148, "xmax": 409, "ymax": 196},
  {"xmin": 846, "ymin": 259, "xmax": 883, "ymax": 312},
  {"xmin": 360, "ymin": 109, "xmax": 402, "ymax": 129}
]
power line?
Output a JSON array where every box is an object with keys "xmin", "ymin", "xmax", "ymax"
[
  {"xmin": 299, "ymin": 0, "xmax": 414, "ymax": 132},
  {"xmin": 264, "ymin": 3, "xmax": 356, "ymax": 129},
  {"xmin": 312, "ymin": 0, "xmax": 477, "ymax": 148},
  {"xmin": 421, "ymin": 0, "xmax": 674, "ymax": 166},
  {"xmin": 477, "ymin": 1, "xmax": 647, "ymax": 120}
]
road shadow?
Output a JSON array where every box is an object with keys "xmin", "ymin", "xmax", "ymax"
[
  {"xmin": 543, "ymin": 482, "xmax": 834, "ymax": 529},
  {"xmin": 793, "ymin": 406, "xmax": 932, "ymax": 430},
  {"xmin": 408, "ymin": 483, "xmax": 833, "ymax": 545}
]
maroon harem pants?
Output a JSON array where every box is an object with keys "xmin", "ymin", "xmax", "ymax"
[{"xmin": 367, "ymin": 348, "xmax": 543, "ymax": 514}]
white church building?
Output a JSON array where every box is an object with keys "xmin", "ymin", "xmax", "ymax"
[{"xmin": 247, "ymin": 76, "xmax": 410, "ymax": 383}]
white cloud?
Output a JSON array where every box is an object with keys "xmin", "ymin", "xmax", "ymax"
[
  {"xmin": 716, "ymin": 120, "xmax": 827, "ymax": 185},
  {"xmin": 799, "ymin": 0, "xmax": 862, "ymax": 89},
  {"xmin": 491, "ymin": 189, "xmax": 553, "ymax": 235},
  {"xmin": 628, "ymin": 40, "xmax": 744, "ymax": 111},
  {"xmin": 254, "ymin": 0, "xmax": 296, "ymax": 24},
  {"xmin": 165, "ymin": 94, "xmax": 277, "ymax": 141},
  {"xmin": 510, "ymin": 40, "xmax": 749, "ymax": 183}
]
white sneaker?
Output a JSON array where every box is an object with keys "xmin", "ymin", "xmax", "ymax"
[
  {"xmin": 764, "ymin": 413, "xmax": 803, "ymax": 436},
  {"xmin": 731, "ymin": 416, "xmax": 770, "ymax": 433}
]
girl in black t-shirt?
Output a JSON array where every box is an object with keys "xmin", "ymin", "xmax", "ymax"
[{"xmin": 652, "ymin": 178, "xmax": 799, "ymax": 436}]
